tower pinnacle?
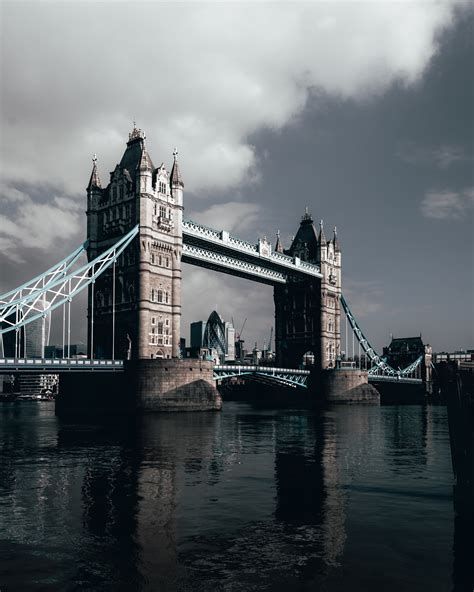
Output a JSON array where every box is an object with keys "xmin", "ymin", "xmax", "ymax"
[
  {"xmin": 87, "ymin": 154, "xmax": 102, "ymax": 190},
  {"xmin": 170, "ymin": 148, "xmax": 184, "ymax": 188},
  {"xmin": 319, "ymin": 219, "xmax": 326, "ymax": 243}
]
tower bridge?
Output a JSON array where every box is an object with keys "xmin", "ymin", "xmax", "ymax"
[{"xmin": 0, "ymin": 126, "xmax": 429, "ymax": 412}]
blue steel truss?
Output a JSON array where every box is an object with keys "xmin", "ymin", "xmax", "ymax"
[
  {"xmin": 0, "ymin": 242, "xmax": 87, "ymax": 304},
  {"xmin": 0, "ymin": 225, "xmax": 139, "ymax": 335},
  {"xmin": 340, "ymin": 294, "xmax": 423, "ymax": 379},
  {"xmin": 214, "ymin": 365, "xmax": 309, "ymax": 388}
]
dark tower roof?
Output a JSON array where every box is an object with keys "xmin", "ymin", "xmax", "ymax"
[
  {"xmin": 118, "ymin": 124, "xmax": 154, "ymax": 179},
  {"xmin": 87, "ymin": 155, "xmax": 102, "ymax": 191},
  {"xmin": 170, "ymin": 148, "xmax": 184, "ymax": 188},
  {"xmin": 287, "ymin": 208, "xmax": 319, "ymax": 262}
]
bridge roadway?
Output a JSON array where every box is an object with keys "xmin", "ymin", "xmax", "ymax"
[
  {"xmin": 182, "ymin": 218, "xmax": 323, "ymax": 285},
  {"xmin": 0, "ymin": 359, "xmax": 310, "ymax": 389},
  {"xmin": 0, "ymin": 358, "xmax": 421, "ymax": 385}
]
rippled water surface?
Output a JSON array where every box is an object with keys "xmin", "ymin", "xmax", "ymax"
[{"xmin": 0, "ymin": 401, "xmax": 456, "ymax": 591}]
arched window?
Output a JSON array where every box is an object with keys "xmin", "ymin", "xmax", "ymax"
[{"xmin": 157, "ymin": 289, "xmax": 163, "ymax": 303}]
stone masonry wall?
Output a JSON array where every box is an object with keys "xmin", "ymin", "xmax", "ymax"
[
  {"xmin": 127, "ymin": 359, "xmax": 222, "ymax": 412},
  {"xmin": 322, "ymin": 369, "xmax": 380, "ymax": 404}
]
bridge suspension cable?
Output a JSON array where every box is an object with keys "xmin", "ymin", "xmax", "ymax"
[
  {"xmin": 0, "ymin": 225, "xmax": 139, "ymax": 336},
  {"xmin": 340, "ymin": 294, "xmax": 423, "ymax": 379}
]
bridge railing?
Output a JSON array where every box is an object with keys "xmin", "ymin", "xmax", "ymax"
[
  {"xmin": 0, "ymin": 358, "xmax": 124, "ymax": 370},
  {"xmin": 214, "ymin": 365, "xmax": 310, "ymax": 375}
]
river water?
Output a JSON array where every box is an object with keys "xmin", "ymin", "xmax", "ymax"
[{"xmin": 0, "ymin": 401, "xmax": 457, "ymax": 591}]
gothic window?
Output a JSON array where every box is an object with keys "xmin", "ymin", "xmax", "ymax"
[
  {"xmin": 160, "ymin": 205, "xmax": 166, "ymax": 218},
  {"xmin": 159, "ymin": 255, "xmax": 163, "ymax": 266},
  {"xmin": 156, "ymin": 349, "xmax": 164, "ymax": 358},
  {"xmin": 151, "ymin": 288, "xmax": 155, "ymax": 302},
  {"xmin": 102, "ymin": 213, "xmax": 107, "ymax": 227},
  {"xmin": 119, "ymin": 185, "xmax": 124, "ymax": 200},
  {"xmin": 159, "ymin": 181, "xmax": 166, "ymax": 194},
  {"xmin": 129, "ymin": 284, "xmax": 135, "ymax": 302},
  {"xmin": 165, "ymin": 291, "xmax": 169, "ymax": 304},
  {"xmin": 151, "ymin": 253, "xmax": 155, "ymax": 264},
  {"xmin": 151, "ymin": 316, "xmax": 156, "ymax": 325},
  {"xmin": 109, "ymin": 209, "xmax": 113, "ymax": 222},
  {"xmin": 112, "ymin": 187, "xmax": 117, "ymax": 202},
  {"xmin": 165, "ymin": 257, "xmax": 170, "ymax": 268},
  {"xmin": 157, "ymin": 322, "xmax": 164, "ymax": 335},
  {"xmin": 125, "ymin": 204, "xmax": 130, "ymax": 218},
  {"xmin": 157, "ymin": 289, "xmax": 163, "ymax": 303},
  {"xmin": 122, "ymin": 205, "xmax": 126, "ymax": 218},
  {"xmin": 165, "ymin": 319, "xmax": 170, "ymax": 327}
]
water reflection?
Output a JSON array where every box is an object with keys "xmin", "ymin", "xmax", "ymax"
[{"xmin": 0, "ymin": 402, "xmax": 454, "ymax": 591}]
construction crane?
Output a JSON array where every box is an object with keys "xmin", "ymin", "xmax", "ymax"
[{"xmin": 236, "ymin": 318, "xmax": 247, "ymax": 340}]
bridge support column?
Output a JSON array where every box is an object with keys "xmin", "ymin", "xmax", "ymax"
[
  {"xmin": 126, "ymin": 359, "xmax": 222, "ymax": 412},
  {"xmin": 310, "ymin": 368, "xmax": 380, "ymax": 404}
]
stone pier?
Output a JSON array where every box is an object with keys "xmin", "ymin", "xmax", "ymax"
[
  {"xmin": 126, "ymin": 359, "xmax": 222, "ymax": 412},
  {"xmin": 55, "ymin": 359, "xmax": 222, "ymax": 418},
  {"xmin": 319, "ymin": 368, "xmax": 380, "ymax": 404}
]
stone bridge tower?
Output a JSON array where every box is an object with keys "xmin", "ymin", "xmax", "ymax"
[
  {"xmin": 86, "ymin": 125, "xmax": 183, "ymax": 360},
  {"xmin": 274, "ymin": 210, "xmax": 341, "ymax": 370}
]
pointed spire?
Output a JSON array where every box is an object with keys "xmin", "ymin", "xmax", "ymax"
[
  {"xmin": 333, "ymin": 226, "xmax": 340, "ymax": 251},
  {"xmin": 138, "ymin": 144, "xmax": 153, "ymax": 171},
  {"xmin": 301, "ymin": 206, "xmax": 313, "ymax": 222},
  {"xmin": 275, "ymin": 229, "xmax": 283, "ymax": 253},
  {"xmin": 170, "ymin": 148, "xmax": 184, "ymax": 188},
  {"xmin": 87, "ymin": 154, "xmax": 102, "ymax": 190},
  {"xmin": 319, "ymin": 219, "xmax": 326, "ymax": 243}
]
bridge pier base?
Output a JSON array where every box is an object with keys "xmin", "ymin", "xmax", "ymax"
[
  {"xmin": 127, "ymin": 359, "xmax": 222, "ymax": 412},
  {"xmin": 55, "ymin": 359, "xmax": 221, "ymax": 418},
  {"xmin": 312, "ymin": 368, "xmax": 380, "ymax": 404}
]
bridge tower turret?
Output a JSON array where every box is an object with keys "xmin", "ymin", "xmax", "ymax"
[
  {"xmin": 86, "ymin": 125, "xmax": 183, "ymax": 360},
  {"xmin": 86, "ymin": 154, "xmax": 103, "ymax": 249},
  {"xmin": 274, "ymin": 210, "xmax": 341, "ymax": 371}
]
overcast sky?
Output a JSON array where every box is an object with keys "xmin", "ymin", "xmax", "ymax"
[{"xmin": 1, "ymin": 1, "xmax": 473, "ymax": 353}]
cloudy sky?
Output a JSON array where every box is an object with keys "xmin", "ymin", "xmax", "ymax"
[{"xmin": 1, "ymin": 1, "xmax": 473, "ymax": 354}]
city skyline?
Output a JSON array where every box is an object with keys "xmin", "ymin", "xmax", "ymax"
[{"xmin": 1, "ymin": 2, "xmax": 473, "ymax": 353}]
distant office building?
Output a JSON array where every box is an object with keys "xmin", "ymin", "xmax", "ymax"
[
  {"xmin": 24, "ymin": 296, "xmax": 50, "ymax": 358},
  {"xmin": 224, "ymin": 322, "xmax": 235, "ymax": 361},
  {"xmin": 190, "ymin": 321, "xmax": 206, "ymax": 349},
  {"xmin": 190, "ymin": 311, "xmax": 235, "ymax": 363},
  {"xmin": 1, "ymin": 296, "xmax": 50, "ymax": 358}
]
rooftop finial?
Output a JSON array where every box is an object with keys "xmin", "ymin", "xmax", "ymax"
[
  {"xmin": 320, "ymin": 219, "xmax": 324, "ymax": 229},
  {"xmin": 173, "ymin": 148, "xmax": 178, "ymax": 161},
  {"xmin": 302, "ymin": 207, "xmax": 312, "ymax": 222},
  {"xmin": 129, "ymin": 121, "xmax": 146, "ymax": 141},
  {"xmin": 92, "ymin": 153, "xmax": 97, "ymax": 165}
]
